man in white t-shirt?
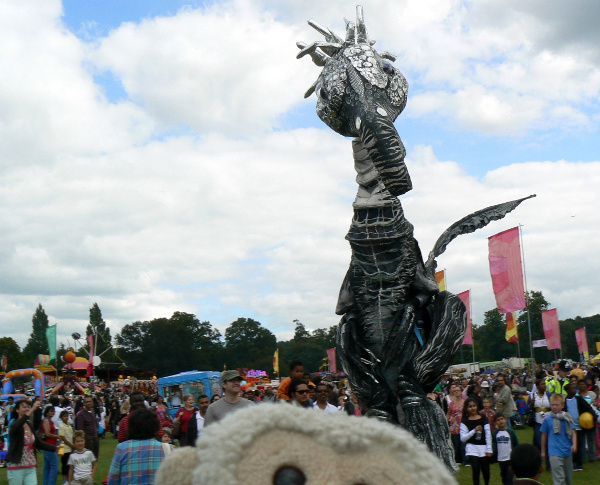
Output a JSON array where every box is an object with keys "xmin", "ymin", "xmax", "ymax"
[
  {"xmin": 313, "ymin": 384, "xmax": 339, "ymax": 414},
  {"xmin": 193, "ymin": 395, "xmax": 210, "ymax": 440}
]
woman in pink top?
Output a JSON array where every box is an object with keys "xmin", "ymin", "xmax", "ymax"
[{"xmin": 153, "ymin": 395, "xmax": 173, "ymax": 429}]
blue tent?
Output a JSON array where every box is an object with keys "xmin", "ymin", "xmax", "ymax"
[{"xmin": 158, "ymin": 370, "xmax": 222, "ymax": 416}]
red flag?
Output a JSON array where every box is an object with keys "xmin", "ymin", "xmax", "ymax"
[
  {"xmin": 542, "ymin": 309, "xmax": 561, "ymax": 350},
  {"xmin": 488, "ymin": 227, "xmax": 526, "ymax": 313},
  {"xmin": 457, "ymin": 290, "xmax": 472, "ymax": 345},
  {"xmin": 506, "ymin": 312, "xmax": 519, "ymax": 343},
  {"xmin": 575, "ymin": 328, "xmax": 588, "ymax": 354},
  {"xmin": 326, "ymin": 348, "xmax": 337, "ymax": 373}
]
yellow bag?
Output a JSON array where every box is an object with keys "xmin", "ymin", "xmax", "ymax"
[{"xmin": 57, "ymin": 444, "xmax": 65, "ymax": 457}]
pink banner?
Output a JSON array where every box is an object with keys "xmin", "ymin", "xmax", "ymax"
[
  {"xmin": 542, "ymin": 309, "xmax": 561, "ymax": 350},
  {"xmin": 488, "ymin": 227, "xmax": 526, "ymax": 313},
  {"xmin": 457, "ymin": 290, "xmax": 472, "ymax": 345},
  {"xmin": 326, "ymin": 347, "xmax": 337, "ymax": 373},
  {"xmin": 86, "ymin": 334, "xmax": 95, "ymax": 377},
  {"xmin": 575, "ymin": 328, "xmax": 588, "ymax": 354}
]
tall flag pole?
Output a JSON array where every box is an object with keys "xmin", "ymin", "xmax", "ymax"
[
  {"xmin": 469, "ymin": 290, "xmax": 475, "ymax": 362},
  {"xmin": 519, "ymin": 224, "xmax": 535, "ymax": 368},
  {"xmin": 488, "ymin": 226, "xmax": 532, "ymax": 363}
]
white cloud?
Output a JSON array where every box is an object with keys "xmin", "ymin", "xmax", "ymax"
[
  {"xmin": 90, "ymin": 1, "xmax": 315, "ymax": 135},
  {"xmin": 1, "ymin": 0, "xmax": 599, "ymax": 356}
]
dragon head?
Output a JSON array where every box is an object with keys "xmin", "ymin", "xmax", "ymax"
[{"xmin": 297, "ymin": 6, "xmax": 408, "ymax": 138}]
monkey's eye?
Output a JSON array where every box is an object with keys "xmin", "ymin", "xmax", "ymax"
[
  {"xmin": 273, "ymin": 466, "xmax": 306, "ymax": 485},
  {"xmin": 318, "ymin": 86, "xmax": 329, "ymax": 100},
  {"xmin": 382, "ymin": 61, "xmax": 393, "ymax": 74}
]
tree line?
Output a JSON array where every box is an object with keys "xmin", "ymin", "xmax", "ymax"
[{"xmin": 2, "ymin": 290, "xmax": 598, "ymax": 378}]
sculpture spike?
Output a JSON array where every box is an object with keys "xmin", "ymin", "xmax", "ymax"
[
  {"xmin": 304, "ymin": 79, "xmax": 318, "ymax": 98},
  {"xmin": 328, "ymin": 28, "xmax": 344, "ymax": 44},
  {"xmin": 296, "ymin": 42, "xmax": 329, "ymax": 67},
  {"xmin": 345, "ymin": 20, "xmax": 356, "ymax": 45},
  {"xmin": 356, "ymin": 5, "xmax": 369, "ymax": 43},
  {"xmin": 380, "ymin": 51, "xmax": 397, "ymax": 62}
]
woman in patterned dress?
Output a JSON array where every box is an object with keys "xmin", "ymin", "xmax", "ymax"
[{"xmin": 446, "ymin": 382, "xmax": 465, "ymax": 465}]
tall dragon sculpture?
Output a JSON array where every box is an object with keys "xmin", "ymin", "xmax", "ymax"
[{"xmin": 297, "ymin": 6, "xmax": 534, "ymax": 471}]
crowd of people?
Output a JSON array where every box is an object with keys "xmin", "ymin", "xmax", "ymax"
[
  {"xmin": 436, "ymin": 360, "xmax": 600, "ymax": 485},
  {"xmin": 1, "ymin": 359, "xmax": 599, "ymax": 485}
]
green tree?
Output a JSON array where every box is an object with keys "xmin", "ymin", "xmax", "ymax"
[
  {"xmin": 23, "ymin": 304, "xmax": 50, "ymax": 364},
  {"xmin": 86, "ymin": 303, "xmax": 112, "ymax": 358},
  {"xmin": 279, "ymin": 322, "xmax": 337, "ymax": 373},
  {"xmin": 169, "ymin": 312, "xmax": 223, "ymax": 368},
  {"xmin": 293, "ymin": 320, "xmax": 310, "ymax": 340},
  {"xmin": 559, "ymin": 314, "xmax": 600, "ymax": 361},
  {"xmin": 0, "ymin": 337, "xmax": 27, "ymax": 371},
  {"xmin": 114, "ymin": 313, "xmax": 223, "ymax": 377},
  {"xmin": 472, "ymin": 309, "xmax": 520, "ymax": 362},
  {"xmin": 224, "ymin": 318, "xmax": 276, "ymax": 371}
]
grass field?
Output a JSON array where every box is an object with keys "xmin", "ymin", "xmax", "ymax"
[{"xmin": 2, "ymin": 427, "xmax": 599, "ymax": 484}]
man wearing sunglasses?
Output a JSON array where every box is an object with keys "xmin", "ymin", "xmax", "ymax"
[
  {"xmin": 289, "ymin": 380, "xmax": 312, "ymax": 409},
  {"xmin": 313, "ymin": 384, "xmax": 338, "ymax": 414}
]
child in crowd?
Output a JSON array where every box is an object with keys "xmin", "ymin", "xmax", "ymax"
[
  {"xmin": 565, "ymin": 382, "xmax": 594, "ymax": 470},
  {"xmin": 461, "ymin": 397, "xmax": 492, "ymax": 485},
  {"xmin": 594, "ymin": 387, "xmax": 600, "ymax": 459},
  {"xmin": 0, "ymin": 431, "xmax": 7, "ymax": 468},
  {"xmin": 161, "ymin": 428, "xmax": 174, "ymax": 456},
  {"xmin": 511, "ymin": 444, "xmax": 544, "ymax": 485},
  {"xmin": 492, "ymin": 413, "xmax": 519, "ymax": 485},
  {"xmin": 68, "ymin": 430, "xmax": 97, "ymax": 485},
  {"xmin": 58, "ymin": 410, "xmax": 74, "ymax": 485},
  {"xmin": 541, "ymin": 393, "xmax": 576, "ymax": 485},
  {"xmin": 515, "ymin": 393, "xmax": 529, "ymax": 426},
  {"xmin": 480, "ymin": 397, "xmax": 496, "ymax": 434}
]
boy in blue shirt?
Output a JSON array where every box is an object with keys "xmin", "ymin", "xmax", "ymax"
[{"xmin": 541, "ymin": 393, "xmax": 576, "ymax": 485}]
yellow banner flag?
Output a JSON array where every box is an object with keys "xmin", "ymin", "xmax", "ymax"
[
  {"xmin": 273, "ymin": 348, "xmax": 279, "ymax": 375},
  {"xmin": 435, "ymin": 270, "xmax": 446, "ymax": 292},
  {"xmin": 506, "ymin": 312, "xmax": 518, "ymax": 342}
]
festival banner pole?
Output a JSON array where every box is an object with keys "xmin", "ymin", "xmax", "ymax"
[
  {"xmin": 470, "ymin": 291, "xmax": 475, "ymax": 363},
  {"xmin": 519, "ymin": 224, "xmax": 535, "ymax": 367}
]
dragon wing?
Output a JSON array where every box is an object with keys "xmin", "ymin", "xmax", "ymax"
[{"xmin": 424, "ymin": 194, "xmax": 536, "ymax": 273}]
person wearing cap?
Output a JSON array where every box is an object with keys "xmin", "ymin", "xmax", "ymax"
[
  {"xmin": 204, "ymin": 371, "xmax": 253, "ymax": 428},
  {"xmin": 480, "ymin": 380, "xmax": 493, "ymax": 399},
  {"xmin": 547, "ymin": 361, "xmax": 571, "ymax": 396}
]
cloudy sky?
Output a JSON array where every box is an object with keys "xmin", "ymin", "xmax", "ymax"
[{"xmin": 1, "ymin": 0, "xmax": 599, "ymax": 354}]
